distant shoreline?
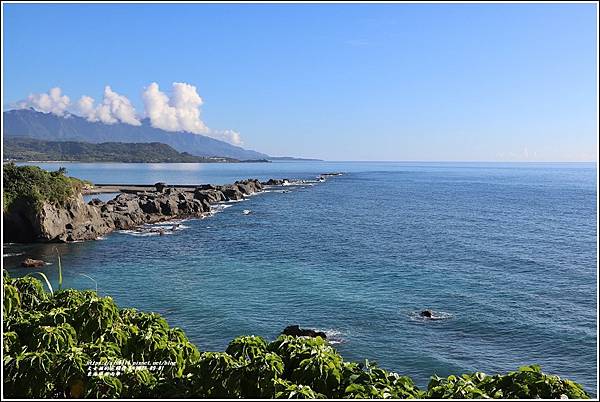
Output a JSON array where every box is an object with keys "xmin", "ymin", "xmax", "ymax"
[
  {"xmin": 3, "ymin": 159, "xmax": 272, "ymax": 164},
  {"xmin": 3, "ymin": 137, "xmax": 273, "ymax": 164},
  {"xmin": 5, "ymin": 160, "xmax": 595, "ymax": 165}
]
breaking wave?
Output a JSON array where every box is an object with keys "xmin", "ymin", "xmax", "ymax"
[
  {"xmin": 408, "ymin": 310, "xmax": 453, "ymax": 322},
  {"xmin": 3, "ymin": 252, "xmax": 24, "ymax": 258}
]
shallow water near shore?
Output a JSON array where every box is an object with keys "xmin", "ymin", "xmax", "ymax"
[{"xmin": 4, "ymin": 161, "xmax": 597, "ymax": 394}]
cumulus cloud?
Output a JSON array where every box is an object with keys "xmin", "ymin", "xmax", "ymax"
[
  {"xmin": 16, "ymin": 87, "xmax": 71, "ymax": 116},
  {"xmin": 13, "ymin": 82, "xmax": 245, "ymax": 145},
  {"xmin": 77, "ymin": 95, "xmax": 95, "ymax": 117},
  {"xmin": 142, "ymin": 82, "xmax": 209, "ymax": 134},
  {"xmin": 211, "ymin": 129, "xmax": 243, "ymax": 146},
  {"xmin": 76, "ymin": 86, "xmax": 141, "ymax": 126}
]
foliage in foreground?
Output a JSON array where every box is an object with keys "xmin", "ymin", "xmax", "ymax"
[
  {"xmin": 2, "ymin": 162, "xmax": 91, "ymax": 212},
  {"xmin": 2, "ymin": 272, "xmax": 590, "ymax": 399}
]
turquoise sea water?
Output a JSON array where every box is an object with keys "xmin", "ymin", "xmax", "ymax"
[{"xmin": 3, "ymin": 162, "xmax": 597, "ymax": 393}]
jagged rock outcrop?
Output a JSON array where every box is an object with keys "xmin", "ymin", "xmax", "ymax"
[
  {"xmin": 281, "ymin": 325, "xmax": 327, "ymax": 339},
  {"xmin": 234, "ymin": 179, "xmax": 263, "ymax": 195},
  {"xmin": 3, "ymin": 178, "xmax": 266, "ymax": 243},
  {"xmin": 218, "ymin": 184, "xmax": 245, "ymax": 201},
  {"xmin": 262, "ymin": 178, "xmax": 289, "ymax": 186},
  {"xmin": 4, "ymin": 195, "xmax": 114, "ymax": 243}
]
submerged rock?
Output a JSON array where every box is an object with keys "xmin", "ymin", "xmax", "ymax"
[
  {"xmin": 21, "ymin": 258, "xmax": 46, "ymax": 268},
  {"xmin": 282, "ymin": 325, "xmax": 327, "ymax": 339}
]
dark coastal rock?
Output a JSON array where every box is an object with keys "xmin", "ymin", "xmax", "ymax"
[
  {"xmin": 158, "ymin": 197, "xmax": 179, "ymax": 215},
  {"xmin": 262, "ymin": 178, "xmax": 289, "ymax": 186},
  {"xmin": 192, "ymin": 199, "xmax": 206, "ymax": 213},
  {"xmin": 191, "ymin": 193, "xmax": 213, "ymax": 212},
  {"xmin": 235, "ymin": 179, "xmax": 263, "ymax": 195},
  {"xmin": 218, "ymin": 185, "xmax": 245, "ymax": 201},
  {"xmin": 195, "ymin": 184, "xmax": 217, "ymax": 191},
  {"xmin": 139, "ymin": 199, "xmax": 161, "ymax": 214},
  {"xmin": 100, "ymin": 204, "xmax": 114, "ymax": 213},
  {"xmin": 21, "ymin": 258, "xmax": 46, "ymax": 268},
  {"xmin": 420, "ymin": 310, "xmax": 433, "ymax": 318},
  {"xmin": 3, "ymin": 177, "xmax": 291, "ymax": 243},
  {"xmin": 3, "ymin": 195, "xmax": 116, "ymax": 243},
  {"xmin": 282, "ymin": 325, "xmax": 327, "ymax": 339},
  {"xmin": 194, "ymin": 188, "xmax": 226, "ymax": 204}
]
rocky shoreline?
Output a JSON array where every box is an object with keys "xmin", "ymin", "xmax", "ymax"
[{"xmin": 3, "ymin": 175, "xmax": 339, "ymax": 243}]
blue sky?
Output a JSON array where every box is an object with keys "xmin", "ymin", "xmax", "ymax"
[{"xmin": 3, "ymin": 3, "xmax": 598, "ymax": 161}]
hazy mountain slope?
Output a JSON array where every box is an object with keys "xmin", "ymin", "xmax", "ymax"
[
  {"xmin": 3, "ymin": 138, "xmax": 257, "ymax": 163},
  {"xmin": 3, "ymin": 109, "xmax": 269, "ymax": 160}
]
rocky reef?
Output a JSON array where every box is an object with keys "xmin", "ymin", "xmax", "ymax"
[
  {"xmin": 281, "ymin": 325, "xmax": 328, "ymax": 339},
  {"xmin": 4, "ymin": 179, "xmax": 267, "ymax": 243}
]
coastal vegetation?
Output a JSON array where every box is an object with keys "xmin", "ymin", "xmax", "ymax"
[
  {"xmin": 2, "ymin": 271, "xmax": 590, "ymax": 399},
  {"xmin": 4, "ymin": 138, "xmax": 269, "ymax": 163},
  {"xmin": 3, "ymin": 163, "xmax": 90, "ymax": 212}
]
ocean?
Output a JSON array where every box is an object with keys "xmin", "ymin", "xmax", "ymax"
[{"xmin": 3, "ymin": 161, "xmax": 597, "ymax": 394}]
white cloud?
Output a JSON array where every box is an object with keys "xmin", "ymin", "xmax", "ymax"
[
  {"xmin": 77, "ymin": 86, "xmax": 141, "ymax": 126},
  {"xmin": 211, "ymin": 129, "xmax": 243, "ymax": 146},
  {"xmin": 14, "ymin": 82, "xmax": 244, "ymax": 145},
  {"xmin": 142, "ymin": 82, "xmax": 209, "ymax": 134},
  {"xmin": 76, "ymin": 95, "xmax": 95, "ymax": 117},
  {"xmin": 16, "ymin": 87, "xmax": 71, "ymax": 116},
  {"xmin": 142, "ymin": 82, "xmax": 243, "ymax": 145}
]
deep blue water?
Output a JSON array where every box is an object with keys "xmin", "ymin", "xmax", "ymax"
[{"xmin": 4, "ymin": 162, "xmax": 597, "ymax": 394}]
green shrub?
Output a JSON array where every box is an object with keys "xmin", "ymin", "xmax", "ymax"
[
  {"xmin": 342, "ymin": 360, "xmax": 423, "ymax": 399},
  {"xmin": 427, "ymin": 365, "xmax": 590, "ymax": 399},
  {"xmin": 85, "ymin": 375, "xmax": 123, "ymax": 398},
  {"xmin": 191, "ymin": 352, "xmax": 244, "ymax": 398},
  {"xmin": 267, "ymin": 334, "xmax": 332, "ymax": 376},
  {"xmin": 289, "ymin": 343, "xmax": 343, "ymax": 395},
  {"xmin": 12, "ymin": 276, "xmax": 47, "ymax": 309},
  {"xmin": 3, "ymin": 162, "xmax": 91, "ymax": 212},
  {"xmin": 226, "ymin": 335, "xmax": 268, "ymax": 361},
  {"xmin": 3, "ymin": 282, "xmax": 21, "ymax": 316},
  {"xmin": 240, "ymin": 352, "xmax": 284, "ymax": 398},
  {"xmin": 273, "ymin": 377, "xmax": 326, "ymax": 399},
  {"xmin": 3, "ymin": 331, "xmax": 20, "ymax": 354},
  {"xmin": 29, "ymin": 323, "xmax": 77, "ymax": 353},
  {"xmin": 4, "ymin": 350, "xmax": 56, "ymax": 397},
  {"xmin": 53, "ymin": 346, "xmax": 89, "ymax": 395},
  {"xmin": 1, "ymin": 274, "xmax": 591, "ymax": 399},
  {"xmin": 73, "ymin": 296, "xmax": 119, "ymax": 343}
]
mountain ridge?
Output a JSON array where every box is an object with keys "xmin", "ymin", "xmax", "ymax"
[
  {"xmin": 3, "ymin": 137, "xmax": 271, "ymax": 163},
  {"xmin": 3, "ymin": 109, "xmax": 269, "ymax": 160}
]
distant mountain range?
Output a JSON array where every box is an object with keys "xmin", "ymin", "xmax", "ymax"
[
  {"xmin": 3, "ymin": 109, "xmax": 269, "ymax": 160},
  {"xmin": 4, "ymin": 138, "xmax": 269, "ymax": 163}
]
